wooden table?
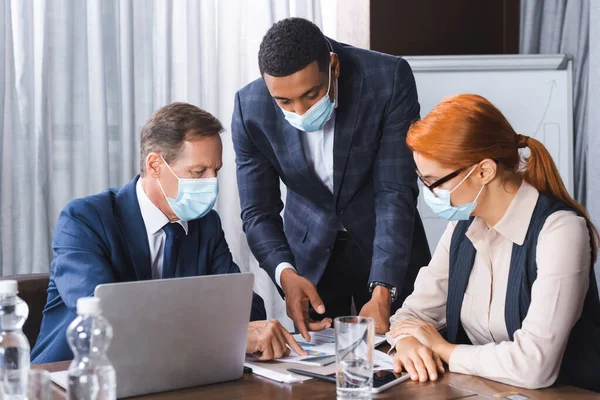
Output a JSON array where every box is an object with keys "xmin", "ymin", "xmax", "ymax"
[{"xmin": 37, "ymin": 361, "xmax": 600, "ymax": 400}]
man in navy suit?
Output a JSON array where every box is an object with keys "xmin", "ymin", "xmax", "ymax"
[
  {"xmin": 32, "ymin": 103, "xmax": 305, "ymax": 363},
  {"xmin": 232, "ymin": 18, "xmax": 431, "ymax": 340}
]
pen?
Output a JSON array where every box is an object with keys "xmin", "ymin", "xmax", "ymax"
[{"xmin": 287, "ymin": 368, "xmax": 336, "ymax": 383}]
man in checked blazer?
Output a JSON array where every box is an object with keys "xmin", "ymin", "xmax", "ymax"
[{"xmin": 232, "ymin": 18, "xmax": 431, "ymax": 339}]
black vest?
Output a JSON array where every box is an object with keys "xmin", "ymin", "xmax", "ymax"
[{"xmin": 447, "ymin": 194, "xmax": 600, "ymax": 392}]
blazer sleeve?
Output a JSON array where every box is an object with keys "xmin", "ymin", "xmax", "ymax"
[
  {"xmin": 369, "ymin": 58, "xmax": 421, "ymax": 289},
  {"xmin": 231, "ymin": 91, "xmax": 295, "ymax": 284},
  {"xmin": 52, "ymin": 199, "xmax": 116, "ymax": 310},
  {"xmin": 207, "ymin": 211, "xmax": 267, "ymax": 321}
]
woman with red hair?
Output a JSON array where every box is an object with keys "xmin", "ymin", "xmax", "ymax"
[{"xmin": 387, "ymin": 94, "xmax": 600, "ymax": 391}]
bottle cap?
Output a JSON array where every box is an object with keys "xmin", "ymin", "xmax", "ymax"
[
  {"xmin": 76, "ymin": 297, "xmax": 102, "ymax": 316},
  {"xmin": 0, "ymin": 280, "xmax": 18, "ymax": 295}
]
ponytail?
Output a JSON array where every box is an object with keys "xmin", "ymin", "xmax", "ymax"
[
  {"xmin": 406, "ymin": 94, "xmax": 599, "ymax": 262},
  {"xmin": 518, "ymin": 134, "xmax": 600, "ymax": 261}
]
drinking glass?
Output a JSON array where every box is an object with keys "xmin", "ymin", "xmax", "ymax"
[
  {"xmin": 334, "ymin": 316, "xmax": 374, "ymax": 399},
  {"xmin": 27, "ymin": 369, "xmax": 51, "ymax": 400}
]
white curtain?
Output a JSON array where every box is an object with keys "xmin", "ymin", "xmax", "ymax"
[
  {"xmin": 520, "ymin": 0, "xmax": 589, "ymax": 204},
  {"xmin": 588, "ymin": 2, "xmax": 600, "ymax": 290},
  {"xmin": 521, "ymin": 0, "xmax": 600, "ymax": 293},
  {"xmin": 1, "ymin": 0, "xmax": 324, "ymax": 326}
]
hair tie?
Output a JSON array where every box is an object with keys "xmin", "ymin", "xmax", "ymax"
[{"xmin": 517, "ymin": 134, "xmax": 530, "ymax": 149}]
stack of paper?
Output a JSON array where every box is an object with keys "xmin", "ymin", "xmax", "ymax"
[
  {"xmin": 266, "ymin": 328, "xmax": 387, "ymax": 367},
  {"xmin": 245, "ymin": 326, "xmax": 396, "ymax": 384},
  {"xmin": 246, "ymin": 351, "xmax": 395, "ymax": 384},
  {"xmin": 50, "ymin": 370, "xmax": 68, "ymax": 389},
  {"xmin": 302, "ymin": 328, "xmax": 387, "ymax": 347},
  {"xmin": 244, "ymin": 358, "xmax": 337, "ymax": 383}
]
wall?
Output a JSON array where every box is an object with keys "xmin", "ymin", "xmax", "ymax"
[{"xmin": 370, "ymin": 0, "xmax": 520, "ymax": 55}]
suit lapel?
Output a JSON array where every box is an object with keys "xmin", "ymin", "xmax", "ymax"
[
  {"xmin": 281, "ymin": 119, "xmax": 331, "ymax": 199},
  {"xmin": 114, "ymin": 176, "xmax": 153, "ymax": 281},
  {"xmin": 333, "ymin": 70, "xmax": 363, "ymax": 202}
]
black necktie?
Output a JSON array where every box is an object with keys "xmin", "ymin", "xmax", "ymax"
[{"xmin": 161, "ymin": 222, "xmax": 186, "ymax": 279}]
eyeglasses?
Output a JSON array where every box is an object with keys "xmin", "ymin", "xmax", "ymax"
[{"xmin": 416, "ymin": 166, "xmax": 469, "ymax": 198}]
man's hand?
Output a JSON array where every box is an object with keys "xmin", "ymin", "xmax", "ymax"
[
  {"xmin": 246, "ymin": 320, "xmax": 307, "ymax": 361},
  {"xmin": 280, "ymin": 268, "xmax": 332, "ymax": 342},
  {"xmin": 358, "ymin": 285, "xmax": 391, "ymax": 333},
  {"xmin": 393, "ymin": 336, "xmax": 445, "ymax": 382}
]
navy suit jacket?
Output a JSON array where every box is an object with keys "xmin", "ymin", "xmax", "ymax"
[
  {"xmin": 31, "ymin": 176, "xmax": 266, "ymax": 364},
  {"xmin": 232, "ymin": 39, "xmax": 430, "ymax": 296}
]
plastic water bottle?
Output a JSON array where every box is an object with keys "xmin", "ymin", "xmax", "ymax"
[
  {"xmin": 0, "ymin": 280, "xmax": 30, "ymax": 399},
  {"xmin": 67, "ymin": 297, "xmax": 116, "ymax": 400}
]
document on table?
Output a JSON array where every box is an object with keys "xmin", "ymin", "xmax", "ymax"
[
  {"xmin": 50, "ymin": 370, "xmax": 68, "ymax": 389},
  {"xmin": 373, "ymin": 349, "xmax": 395, "ymax": 371},
  {"xmin": 303, "ymin": 328, "xmax": 387, "ymax": 347},
  {"xmin": 247, "ymin": 327, "xmax": 392, "ymax": 372},
  {"xmin": 266, "ymin": 328, "xmax": 387, "ymax": 366},
  {"xmin": 272, "ymin": 330, "xmax": 336, "ymax": 366},
  {"xmin": 245, "ymin": 349, "xmax": 395, "ymax": 384},
  {"xmin": 244, "ymin": 358, "xmax": 337, "ymax": 383}
]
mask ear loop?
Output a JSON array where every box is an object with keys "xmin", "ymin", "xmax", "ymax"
[
  {"xmin": 449, "ymin": 165, "xmax": 478, "ymax": 194},
  {"xmin": 158, "ymin": 155, "xmax": 180, "ymax": 179},
  {"xmin": 325, "ymin": 54, "xmax": 334, "ymax": 97},
  {"xmin": 155, "ymin": 155, "xmax": 179, "ymax": 201},
  {"xmin": 297, "ymin": 62, "xmax": 333, "ymax": 120},
  {"xmin": 470, "ymin": 161, "xmax": 488, "ymax": 202},
  {"xmin": 329, "ymin": 52, "xmax": 339, "ymax": 107},
  {"xmin": 473, "ymin": 184, "xmax": 486, "ymax": 202},
  {"xmin": 156, "ymin": 176, "xmax": 171, "ymax": 201}
]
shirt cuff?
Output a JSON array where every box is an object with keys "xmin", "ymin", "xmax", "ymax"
[
  {"xmin": 448, "ymin": 344, "xmax": 478, "ymax": 375},
  {"xmin": 275, "ymin": 262, "xmax": 296, "ymax": 288},
  {"xmin": 385, "ymin": 333, "xmax": 410, "ymax": 355}
]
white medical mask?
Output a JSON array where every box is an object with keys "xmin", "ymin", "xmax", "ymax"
[
  {"xmin": 280, "ymin": 60, "xmax": 336, "ymax": 132},
  {"xmin": 156, "ymin": 156, "xmax": 218, "ymax": 221},
  {"xmin": 423, "ymin": 165, "xmax": 485, "ymax": 221}
]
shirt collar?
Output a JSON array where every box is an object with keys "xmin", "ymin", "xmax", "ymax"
[
  {"xmin": 467, "ymin": 181, "xmax": 539, "ymax": 246},
  {"xmin": 136, "ymin": 179, "xmax": 188, "ymax": 236}
]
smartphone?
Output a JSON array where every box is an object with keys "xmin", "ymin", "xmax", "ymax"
[
  {"xmin": 371, "ymin": 370, "xmax": 410, "ymax": 393},
  {"xmin": 288, "ymin": 368, "xmax": 409, "ymax": 393}
]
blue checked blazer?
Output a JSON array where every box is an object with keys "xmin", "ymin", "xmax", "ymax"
[{"xmin": 232, "ymin": 39, "xmax": 430, "ymax": 297}]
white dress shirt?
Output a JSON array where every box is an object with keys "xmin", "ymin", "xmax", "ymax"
[
  {"xmin": 275, "ymin": 81, "xmax": 339, "ymax": 288},
  {"xmin": 387, "ymin": 182, "xmax": 591, "ymax": 389},
  {"xmin": 136, "ymin": 179, "xmax": 188, "ymax": 279},
  {"xmin": 301, "ymin": 108, "xmax": 336, "ymax": 193}
]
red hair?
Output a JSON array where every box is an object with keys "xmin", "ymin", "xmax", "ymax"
[{"xmin": 407, "ymin": 94, "xmax": 599, "ymax": 261}]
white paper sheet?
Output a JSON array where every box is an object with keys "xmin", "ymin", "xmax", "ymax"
[
  {"xmin": 264, "ymin": 328, "xmax": 387, "ymax": 366},
  {"xmin": 373, "ymin": 349, "xmax": 395, "ymax": 371},
  {"xmin": 243, "ymin": 362, "xmax": 303, "ymax": 383},
  {"xmin": 245, "ymin": 358, "xmax": 338, "ymax": 383},
  {"xmin": 50, "ymin": 370, "xmax": 68, "ymax": 389}
]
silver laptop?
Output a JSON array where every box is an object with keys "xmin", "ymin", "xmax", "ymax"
[{"xmin": 94, "ymin": 273, "xmax": 254, "ymax": 398}]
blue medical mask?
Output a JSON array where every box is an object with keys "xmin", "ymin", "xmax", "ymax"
[
  {"xmin": 156, "ymin": 156, "xmax": 218, "ymax": 221},
  {"xmin": 280, "ymin": 62, "xmax": 336, "ymax": 132},
  {"xmin": 423, "ymin": 165, "xmax": 485, "ymax": 221}
]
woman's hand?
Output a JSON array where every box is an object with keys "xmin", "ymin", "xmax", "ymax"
[
  {"xmin": 391, "ymin": 319, "xmax": 457, "ymax": 363},
  {"xmin": 393, "ymin": 336, "xmax": 445, "ymax": 382}
]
